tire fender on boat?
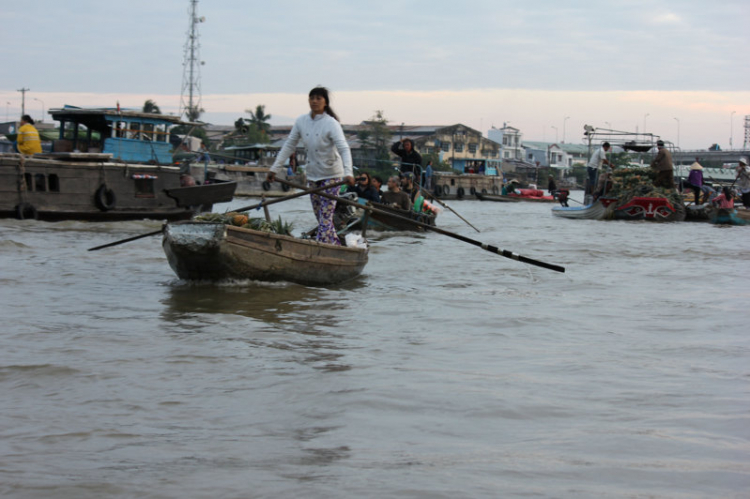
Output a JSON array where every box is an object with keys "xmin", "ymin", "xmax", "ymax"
[
  {"xmin": 262, "ymin": 180, "xmax": 272, "ymax": 191},
  {"xmin": 456, "ymin": 187, "xmax": 465, "ymax": 199},
  {"xmin": 481, "ymin": 188, "xmax": 488, "ymax": 194},
  {"xmin": 94, "ymin": 184, "xmax": 116, "ymax": 211},
  {"xmin": 281, "ymin": 182, "xmax": 291, "ymax": 192},
  {"xmin": 470, "ymin": 186, "xmax": 476, "ymax": 195},
  {"xmin": 442, "ymin": 185, "xmax": 450, "ymax": 196},
  {"xmin": 15, "ymin": 202, "xmax": 38, "ymax": 220}
]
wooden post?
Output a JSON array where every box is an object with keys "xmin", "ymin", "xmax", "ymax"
[{"xmin": 261, "ymin": 194, "xmax": 271, "ymax": 222}]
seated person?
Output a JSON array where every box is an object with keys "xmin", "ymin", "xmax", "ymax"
[
  {"xmin": 371, "ymin": 175, "xmax": 384, "ymax": 198},
  {"xmin": 380, "ymin": 176, "xmax": 411, "ymax": 211},
  {"xmin": 352, "ymin": 171, "xmax": 381, "ymax": 202},
  {"xmin": 712, "ymin": 186, "xmax": 735, "ymax": 209},
  {"xmin": 501, "ymin": 180, "xmax": 519, "ymax": 195},
  {"xmin": 400, "ymin": 172, "xmax": 419, "ymax": 201}
]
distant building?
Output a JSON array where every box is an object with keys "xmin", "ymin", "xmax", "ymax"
[
  {"xmin": 413, "ymin": 124, "xmax": 501, "ymax": 173},
  {"xmin": 487, "ymin": 124, "xmax": 523, "ymax": 160}
]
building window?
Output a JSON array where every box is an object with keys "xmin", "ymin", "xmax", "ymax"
[
  {"xmin": 134, "ymin": 177, "xmax": 156, "ymax": 198},
  {"xmin": 48, "ymin": 174, "xmax": 60, "ymax": 192},
  {"xmin": 442, "ymin": 142, "xmax": 451, "ymax": 152},
  {"xmin": 455, "ymin": 143, "xmax": 464, "ymax": 153},
  {"xmin": 503, "ymin": 151, "xmax": 510, "ymax": 158},
  {"xmin": 35, "ymin": 173, "xmax": 46, "ymax": 192},
  {"xmin": 468, "ymin": 143, "xmax": 477, "ymax": 154}
]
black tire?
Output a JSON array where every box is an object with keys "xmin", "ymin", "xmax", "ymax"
[
  {"xmin": 442, "ymin": 185, "xmax": 450, "ymax": 196},
  {"xmin": 94, "ymin": 184, "xmax": 116, "ymax": 211},
  {"xmin": 262, "ymin": 180, "xmax": 272, "ymax": 191},
  {"xmin": 281, "ymin": 182, "xmax": 291, "ymax": 192},
  {"xmin": 481, "ymin": 188, "xmax": 488, "ymax": 194},
  {"xmin": 15, "ymin": 202, "xmax": 38, "ymax": 220},
  {"xmin": 470, "ymin": 187, "xmax": 476, "ymax": 195},
  {"xmin": 456, "ymin": 187, "xmax": 465, "ymax": 199}
]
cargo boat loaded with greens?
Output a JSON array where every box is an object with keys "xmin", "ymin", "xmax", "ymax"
[{"xmin": 0, "ymin": 106, "xmax": 236, "ymax": 221}]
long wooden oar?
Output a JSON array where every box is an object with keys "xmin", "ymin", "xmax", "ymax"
[
  {"xmin": 418, "ymin": 186, "xmax": 481, "ymax": 233},
  {"xmin": 232, "ymin": 179, "xmax": 347, "ymax": 213},
  {"xmin": 87, "ymin": 229, "xmax": 164, "ymax": 252},
  {"xmin": 87, "ymin": 180, "xmax": 348, "ymax": 251},
  {"xmin": 276, "ymin": 179, "xmax": 565, "ymax": 273}
]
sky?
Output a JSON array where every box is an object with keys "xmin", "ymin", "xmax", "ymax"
[{"xmin": 2, "ymin": 0, "xmax": 749, "ymax": 150}]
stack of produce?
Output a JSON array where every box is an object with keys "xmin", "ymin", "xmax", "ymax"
[
  {"xmin": 194, "ymin": 212, "xmax": 294, "ymax": 235},
  {"xmin": 606, "ymin": 168, "xmax": 683, "ymax": 207}
]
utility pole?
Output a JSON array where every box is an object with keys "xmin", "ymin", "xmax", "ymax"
[
  {"xmin": 180, "ymin": 0, "xmax": 205, "ymax": 122},
  {"xmin": 18, "ymin": 87, "xmax": 29, "ymax": 117}
]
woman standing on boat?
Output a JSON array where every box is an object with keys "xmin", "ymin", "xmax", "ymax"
[{"xmin": 268, "ymin": 87, "xmax": 354, "ymax": 245}]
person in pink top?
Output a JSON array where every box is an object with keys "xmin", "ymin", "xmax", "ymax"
[{"xmin": 711, "ymin": 187, "xmax": 735, "ymax": 209}]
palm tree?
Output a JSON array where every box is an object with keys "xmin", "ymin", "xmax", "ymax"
[
  {"xmin": 246, "ymin": 105, "xmax": 271, "ymax": 134},
  {"xmin": 142, "ymin": 99, "xmax": 162, "ymax": 114}
]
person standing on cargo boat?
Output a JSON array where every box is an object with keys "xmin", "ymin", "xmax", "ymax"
[
  {"xmin": 650, "ymin": 140, "xmax": 674, "ymax": 190},
  {"xmin": 267, "ymin": 87, "xmax": 354, "ymax": 246},
  {"xmin": 16, "ymin": 115, "xmax": 42, "ymax": 155},
  {"xmin": 735, "ymin": 157, "xmax": 750, "ymax": 208},
  {"xmin": 391, "ymin": 138, "xmax": 423, "ymax": 178},
  {"xmin": 586, "ymin": 142, "xmax": 611, "ymax": 197}
]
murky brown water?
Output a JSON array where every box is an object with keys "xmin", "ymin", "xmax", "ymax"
[{"xmin": 1, "ymin": 193, "xmax": 748, "ymax": 498}]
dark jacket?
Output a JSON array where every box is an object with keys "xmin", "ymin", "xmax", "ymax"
[
  {"xmin": 354, "ymin": 184, "xmax": 381, "ymax": 202},
  {"xmin": 381, "ymin": 190, "xmax": 411, "ymax": 211},
  {"xmin": 391, "ymin": 141, "xmax": 423, "ymax": 176},
  {"xmin": 650, "ymin": 147, "xmax": 673, "ymax": 172}
]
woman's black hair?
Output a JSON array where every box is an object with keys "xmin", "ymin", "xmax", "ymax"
[
  {"xmin": 21, "ymin": 114, "xmax": 34, "ymax": 125},
  {"xmin": 309, "ymin": 86, "xmax": 339, "ymax": 121}
]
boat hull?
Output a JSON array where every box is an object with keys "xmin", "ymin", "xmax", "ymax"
[
  {"xmin": 551, "ymin": 201, "xmax": 607, "ymax": 219},
  {"xmin": 1, "ymin": 153, "xmax": 236, "ymax": 221},
  {"xmin": 602, "ymin": 196, "xmax": 686, "ymax": 222},
  {"xmin": 163, "ymin": 222, "xmax": 369, "ymax": 285}
]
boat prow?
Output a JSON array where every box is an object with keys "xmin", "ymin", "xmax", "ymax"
[
  {"xmin": 551, "ymin": 200, "xmax": 608, "ymax": 220},
  {"xmin": 163, "ymin": 221, "xmax": 369, "ymax": 285}
]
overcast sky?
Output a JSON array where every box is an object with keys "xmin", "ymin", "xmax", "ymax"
[{"xmin": 2, "ymin": 0, "xmax": 749, "ymax": 149}]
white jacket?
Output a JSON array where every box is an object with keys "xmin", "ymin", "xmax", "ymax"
[{"xmin": 271, "ymin": 112, "xmax": 353, "ymax": 181}]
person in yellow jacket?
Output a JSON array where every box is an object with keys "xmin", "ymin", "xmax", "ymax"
[{"xmin": 17, "ymin": 115, "xmax": 42, "ymax": 155}]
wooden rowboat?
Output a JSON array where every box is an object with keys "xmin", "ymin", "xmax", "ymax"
[{"xmin": 163, "ymin": 221, "xmax": 368, "ymax": 285}]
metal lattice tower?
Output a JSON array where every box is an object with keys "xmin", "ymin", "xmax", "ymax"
[
  {"xmin": 744, "ymin": 115, "xmax": 750, "ymax": 149},
  {"xmin": 179, "ymin": 0, "xmax": 205, "ymax": 122}
]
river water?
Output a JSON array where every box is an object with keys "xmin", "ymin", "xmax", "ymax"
[{"xmin": 1, "ymin": 193, "xmax": 748, "ymax": 498}]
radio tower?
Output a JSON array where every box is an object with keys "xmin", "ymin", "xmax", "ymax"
[
  {"xmin": 744, "ymin": 115, "xmax": 750, "ymax": 149},
  {"xmin": 179, "ymin": 0, "xmax": 205, "ymax": 122}
]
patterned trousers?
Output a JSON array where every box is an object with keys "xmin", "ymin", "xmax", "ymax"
[{"xmin": 309, "ymin": 178, "xmax": 342, "ymax": 246}]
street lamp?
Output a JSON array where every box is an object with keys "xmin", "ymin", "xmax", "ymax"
[
  {"xmin": 643, "ymin": 113, "xmax": 650, "ymax": 133},
  {"xmin": 563, "ymin": 116, "xmax": 570, "ymax": 143},
  {"xmin": 33, "ymin": 97, "xmax": 45, "ymax": 123},
  {"xmin": 673, "ymin": 117, "xmax": 680, "ymax": 148},
  {"xmin": 730, "ymin": 111, "xmax": 736, "ymax": 149},
  {"xmin": 551, "ymin": 125, "xmax": 558, "ymax": 143}
]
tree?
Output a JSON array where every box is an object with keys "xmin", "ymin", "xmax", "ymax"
[
  {"xmin": 221, "ymin": 118, "xmax": 268, "ymax": 148},
  {"xmin": 142, "ymin": 99, "xmax": 161, "ymax": 114},
  {"xmin": 357, "ymin": 110, "xmax": 392, "ymax": 171},
  {"xmin": 245, "ymin": 105, "xmax": 271, "ymax": 134},
  {"xmin": 185, "ymin": 106, "xmax": 204, "ymax": 122}
]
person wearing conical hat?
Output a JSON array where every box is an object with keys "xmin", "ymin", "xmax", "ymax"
[
  {"xmin": 736, "ymin": 157, "xmax": 750, "ymax": 208},
  {"xmin": 683, "ymin": 157, "xmax": 704, "ymax": 204}
]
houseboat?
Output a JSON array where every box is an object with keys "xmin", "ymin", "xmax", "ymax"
[{"xmin": 1, "ymin": 106, "xmax": 236, "ymax": 221}]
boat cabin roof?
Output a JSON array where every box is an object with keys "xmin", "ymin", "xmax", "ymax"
[{"xmin": 49, "ymin": 106, "xmax": 201, "ymax": 130}]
